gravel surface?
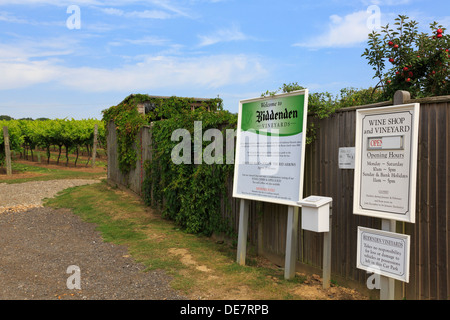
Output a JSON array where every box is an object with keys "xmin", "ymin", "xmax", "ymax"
[
  {"xmin": 0, "ymin": 179, "xmax": 100, "ymax": 213},
  {"xmin": 0, "ymin": 180, "xmax": 186, "ymax": 300}
]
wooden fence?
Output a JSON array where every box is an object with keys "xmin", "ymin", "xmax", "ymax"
[{"xmin": 107, "ymin": 93, "xmax": 450, "ymax": 300}]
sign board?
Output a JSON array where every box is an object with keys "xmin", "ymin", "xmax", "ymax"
[
  {"xmin": 338, "ymin": 147, "xmax": 355, "ymax": 169},
  {"xmin": 232, "ymin": 90, "xmax": 308, "ymax": 206},
  {"xmin": 357, "ymin": 227, "xmax": 410, "ymax": 283},
  {"xmin": 353, "ymin": 103, "xmax": 419, "ymax": 223}
]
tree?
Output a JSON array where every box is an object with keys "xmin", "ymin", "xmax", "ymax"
[{"xmin": 362, "ymin": 15, "xmax": 450, "ymax": 99}]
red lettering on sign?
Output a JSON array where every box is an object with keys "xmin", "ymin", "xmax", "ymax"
[{"xmin": 370, "ymin": 139, "xmax": 382, "ymax": 147}]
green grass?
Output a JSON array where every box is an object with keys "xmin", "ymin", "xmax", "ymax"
[
  {"xmin": 44, "ymin": 180, "xmax": 312, "ymax": 299},
  {"xmin": 3, "ymin": 160, "xmax": 367, "ymax": 299},
  {"xmin": 1, "ymin": 161, "xmax": 106, "ymax": 184}
]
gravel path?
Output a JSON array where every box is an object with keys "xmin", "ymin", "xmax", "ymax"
[
  {"xmin": 0, "ymin": 179, "xmax": 100, "ymax": 213},
  {"xmin": 0, "ymin": 179, "xmax": 186, "ymax": 300}
]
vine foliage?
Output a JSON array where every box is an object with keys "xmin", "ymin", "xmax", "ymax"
[
  {"xmin": 143, "ymin": 107, "xmax": 237, "ymax": 236},
  {"xmin": 103, "ymin": 94, "xmax": 235, "ymax": 236}
]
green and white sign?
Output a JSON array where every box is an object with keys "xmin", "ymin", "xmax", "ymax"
[{"xmin": 233, "ymin": 90, "xmax": 308, "ymax": 206}]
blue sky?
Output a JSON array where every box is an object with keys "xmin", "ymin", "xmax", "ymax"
[{"xmin": 0, "ymin": 0, "xmax": 449, "ymax": 120}]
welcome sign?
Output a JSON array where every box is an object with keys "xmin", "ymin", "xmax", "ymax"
[{"xmin": 233, "ymin": 90, "xmax": 308, "ymax": 206}]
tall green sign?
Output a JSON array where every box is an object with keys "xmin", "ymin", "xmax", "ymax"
[{"xmin": 233, "ymin": 90, "xmax": 309, "ymax": 206}]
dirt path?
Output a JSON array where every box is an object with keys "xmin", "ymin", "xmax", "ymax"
[
  {"xmin": 0, "ymin": 178, "xmax": 369, "ymax": 301},
  {"xmin": 0, "ymin": 180, "xmax": 185, "ymax": 300}
]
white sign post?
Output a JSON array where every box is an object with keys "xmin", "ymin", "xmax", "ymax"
[{"xmin": 233, "ymin": 90, "xmax": 308, "ymax": 279}]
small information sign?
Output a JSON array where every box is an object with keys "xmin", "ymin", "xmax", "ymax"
[
  {"xmin": 338, "ymin": 147, "xmax": 355, "ymax": 169},
  {"xmin": 357, "ymin": 227, "xmax": 410, "ymax": 283}
]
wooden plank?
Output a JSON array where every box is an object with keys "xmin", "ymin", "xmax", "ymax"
[
  {"xmin": 428, "ymin": 104, "xmax": 438, "ymax": 299},
  {"xmin": 419, "ymin": 103, "xmax": 430, "ymax": 300},
  {"xmin": 436, "ymin": 103, "xmax": 449, "ymax": 299}
]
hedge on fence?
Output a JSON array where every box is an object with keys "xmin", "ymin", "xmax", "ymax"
[{"xmin": 103, "ymin": 94, "xmax": 236, "ymax": 236}]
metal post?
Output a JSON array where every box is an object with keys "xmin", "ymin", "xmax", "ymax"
[
  {"xmin": 236, "ymin": 199, "xmax": 249, "ymax": 265},
  {"xmin": 380, "ymin": 219, "xmax": 396, "ymax": 300},
  {"xmin": 284, "ymin": 206, "xmax": 298, "ymax": 279},
  {"xmin": 322, "ymin": 203, "xmax": 332, "ymax": 289},
  {"xmin": 3, "ymin": 126, "xmax": 12, "ymax": 175}
]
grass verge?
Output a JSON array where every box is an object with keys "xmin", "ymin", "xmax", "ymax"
[
  {"xmin": 44, "ymin": 180, "xmax": 311, "ymax": 300},
  {"xmin": 0, "ymin": 161, "xmax": 106, "ymax": 184}
]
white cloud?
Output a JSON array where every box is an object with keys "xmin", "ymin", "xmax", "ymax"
[
  {"xmin": 101, "ymin": 7, "xmax": 173, "ymax": 19},
  {"xmin": 0, "ymin": 60, "xmax": 61, "ymax": 89},
  {"xmin": 126, "ymin": 10, "xmax": 172, "ymax": 19},
  {"xmin": 198, "ymin": 23, "xmax": 249, "ymax": 46},
  {"xmin": 0, "ymin": 10, "xmax": 28, "ymax": 23},
  {"xmin": 0, "ymin": 37, "xmax": 78, "ymax": 62},
  {"xmin": 59, "ymin": 54, "xmax": 267, "ymax": 92},
  {"xmin": 108, "ymin": 36, "xmax": 170, "ymax": 47},
  {"xmin": 0, "ymin": 45, "xmax": 268, "ymax": 92},
  {"xmin": 0, "ymin": 0, "xmax": 102, "ymax": 6},
  {"xmin": 294, "ymin": 10, "xmax": 374, "ymax": 48}
]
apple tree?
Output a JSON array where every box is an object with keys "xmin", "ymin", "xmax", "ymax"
[{"xmin": 362, "ymin": 15, "xmax": 450, "ymax": 99}]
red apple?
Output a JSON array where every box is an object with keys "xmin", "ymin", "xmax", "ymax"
[
  {"xmin": 388, "ymin": 41, "xmax": 394, "ymax": 46},
  {"xmin": 406, "ymin": 78, "xmax": 411, "ymax": 82},
  {"xmin": 394, "ymin": 44, "xmax": 399, "ymax": 49},
  {"xmin": 437, "ymin": 34, "xmax": 443, "ymax": 38},
  {"xmin": 389, "ymin": 58, "xmax": 395, "ymax": 63},
  {"xmin": 403, "ymin": 66, "xmax": 409, "ymax": 71},
  {"xmin": 437, "ymin": 28, "xmax": 443, "ymax": 34}
]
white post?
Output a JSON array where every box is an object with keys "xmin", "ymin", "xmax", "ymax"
[
  {"xmin": 322, "ymin": 203, "xmax": 332, "ymax": 289},
  {"xmin": 236, "ymin": 199, "xmax": 250, "ymax": 265},
  {"xmin": 284, "ymin": 206, "xmax": 298, "ymax": 279}
]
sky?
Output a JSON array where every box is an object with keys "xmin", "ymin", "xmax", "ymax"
[{"xmin": 0, "ymin": 0, "xmax": 449, "ymax": 120}]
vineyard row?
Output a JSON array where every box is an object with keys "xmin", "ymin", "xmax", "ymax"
[{"xmin": 1, "ymin": 119, "xmax": 105, "ymax": 167}]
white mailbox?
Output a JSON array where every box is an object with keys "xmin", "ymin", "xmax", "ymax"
[{"xmin": 298, "ymin": 196, "xmax": 332, "ymax": 232}]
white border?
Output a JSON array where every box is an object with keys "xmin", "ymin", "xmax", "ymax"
[
  {"xmin": 232, "ymin": 90, "xmax": 308, "ymax": 206},
  {"xmin": 353, "ymin": 103, "xmax": 419, "ymax": 223},
  {"xmin": 357, "ymin": 227, "xmax": 411, "ymax": 283}
]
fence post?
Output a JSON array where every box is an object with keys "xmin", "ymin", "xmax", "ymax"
[
  {"xmin": 236, "ymin": 199, "xmax": 250, "ymax": 265},
  {"xmin": 322, "ymin": 204, "xmax": 332, "ymax": 289},
  {"xmin": 379, "ymin": 90, "xmax": 411, "ymax": 300},
  {"xmin": 3, "ymin": 126, "xmax": 12, "ymax": 175},
  {"xmin": 284, "ymin": 206, "xmax": 299, "ymax": 279},
  {"xmin": 92, "ymin": 124, "xmax": 98, "ymax": 168}
]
